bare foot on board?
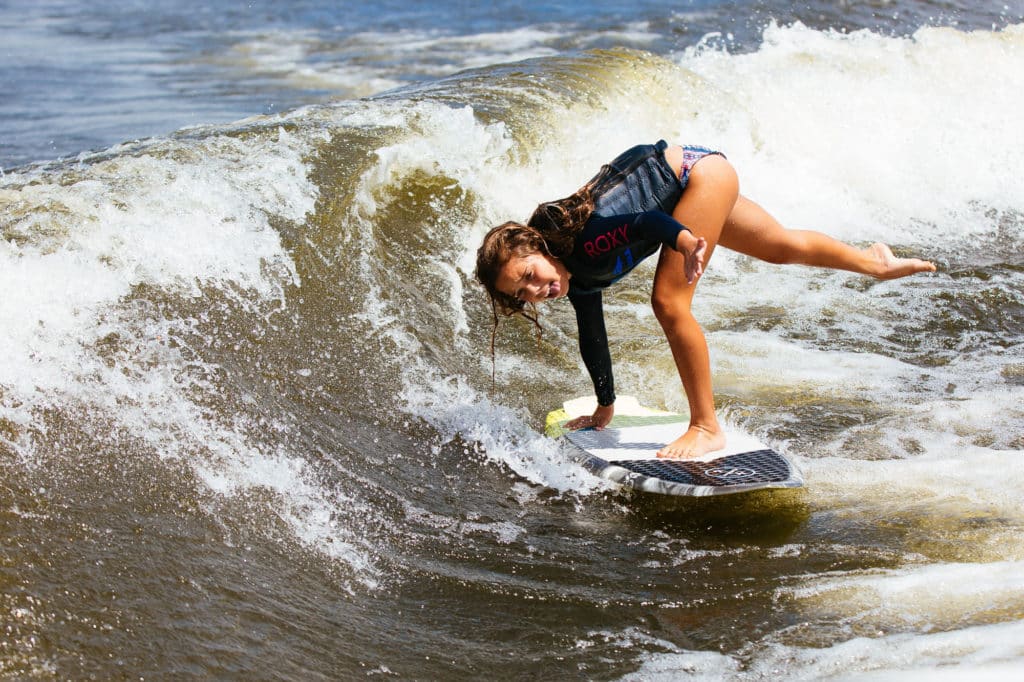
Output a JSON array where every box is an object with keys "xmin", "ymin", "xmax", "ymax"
[
  {"xmin": 868, "ymin": 243, "xmax": 936, "ymax": 280},
  {"xmin": 656, "ymin": 425, "xmax": 726, "ymax": 460}
]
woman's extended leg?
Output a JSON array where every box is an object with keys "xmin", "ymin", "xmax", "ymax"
[
  {"xmin": 719, "ymin": 195, "xmax": 936, "ymax": 278},
  {"xmin": 652, "ymin": 153, "xmax": 738, "ymax": 459}
]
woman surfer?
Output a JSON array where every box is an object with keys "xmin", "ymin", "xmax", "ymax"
[{"xmin": 475, "ymin": 141, "xmax": 935, "ymax": 459}]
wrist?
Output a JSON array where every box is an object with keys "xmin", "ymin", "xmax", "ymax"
[{"xmin": 675, "ymin": 228, "xmax": 693, "ymax": 253}]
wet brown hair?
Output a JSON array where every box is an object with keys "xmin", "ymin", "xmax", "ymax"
[
  {"xmin": 475, "ymin": 221, "xmax": 548, "ymax": 325},
  {"xmin": 473, "ymin": 163, "xmax": 624, "ymax": 371}
]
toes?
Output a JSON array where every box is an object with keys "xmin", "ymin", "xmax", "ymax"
[{"xmin": 656, "ymin": 446, "xmax": 693, "ymax": 460}]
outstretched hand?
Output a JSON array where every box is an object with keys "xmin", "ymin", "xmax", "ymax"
[
  {"xmin": 676, "ymin": 230, "xmax": 707, "ymax": 284},
  {"xmin": 565, "ymin": 403, "xmax": 614, "ymax": 431}
]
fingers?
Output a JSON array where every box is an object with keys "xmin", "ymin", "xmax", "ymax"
[
  {"xmin": 565, "ymin": 415, "xmax": 603, "ymax": 431},
  {"xmin": 686, "ymin": 255, "xmax": 703, "ymax": 284},
  {"xmin": 687, "ymin": 237, "xmax": 707, "ymax": 284},
  {"xmin": 566, "ymin": 403, "xmax": 615, "ymax": 431}
]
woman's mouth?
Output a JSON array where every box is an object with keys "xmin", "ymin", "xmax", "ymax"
[{"xmin": 547, "ymin": 281, "xmax": 561, "ymax": 298}]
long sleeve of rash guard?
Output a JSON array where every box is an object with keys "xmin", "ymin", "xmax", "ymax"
[{"xmin": 567, "ymin": 288, "xmax": 615, "ymax": 406}]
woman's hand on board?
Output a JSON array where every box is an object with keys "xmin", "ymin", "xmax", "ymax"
[{"xmin": 565, "ymin": 403, "xmax": 614, "ymax": 431}]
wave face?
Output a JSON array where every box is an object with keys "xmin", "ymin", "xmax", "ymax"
[{"xmin": 2, "ymin": 23, "xmax": 1024, "ymax": 679}]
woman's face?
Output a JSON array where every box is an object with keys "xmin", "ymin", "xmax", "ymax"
[{"xmin": 495, "ymin": 252, "xmax": 570, "ymax": 304}]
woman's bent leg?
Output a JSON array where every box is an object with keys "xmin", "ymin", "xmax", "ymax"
[{"xmin": 652, "ymin": 154, "xmax": 738, "ymax": 459}]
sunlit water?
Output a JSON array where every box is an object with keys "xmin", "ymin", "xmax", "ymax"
[{"xmin": 2, "ymin": 1, "xmax": 1023, "ymax": 678}]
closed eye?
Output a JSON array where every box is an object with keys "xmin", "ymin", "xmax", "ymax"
[{"xmin": 515, "ymin": 269, "xmax": 534, "ymax": 301}]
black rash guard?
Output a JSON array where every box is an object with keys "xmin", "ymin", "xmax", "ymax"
[
  {"xmin": 561, "ymin": 140, "xmax": 709, "ymax": 407},
  {"xmin": 566, "ymin": 211, "xmax": 689, "ymax": 406}
]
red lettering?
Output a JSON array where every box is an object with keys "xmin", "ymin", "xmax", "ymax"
[{"xmin": 583, "ymin": 225, "xmax": 630, "ymax": 259}]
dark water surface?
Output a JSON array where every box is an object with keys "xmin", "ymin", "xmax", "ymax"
[{"xmin": 2, "ymin": 0, "xmax": 1020, "ymax": 168}]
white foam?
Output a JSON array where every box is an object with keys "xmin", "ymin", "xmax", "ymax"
[
  {"xmin": 756, "ymin": 621, "xmax": 1024, "ymax": 681},
  {"xmin": 802, "ymin": 444, "xmax": 1024, "ymax": 522},
  {"xmin": 0, "ymin": 125, "xmax": 386, "ymax": 587},
  {"xmin": 679, "ymin": 22, "xmax": 1024, "ymax": 238},
  {"xmin": 1, "ymin": 129, "xmax": 305, "ymax": 419},
  {"xmin": 465, "ymin": 25, "xmax": 1024, "ymax": 260},
  {"xmin": 399, "ymin": 372, "xmax": 611, "ymax": 497},
  {"xmin": 710, "ymin": 330, "xmax": 926, "ymax": 397},
  {"xmin": 783, "ymin": 561, "xmax": 1024, "ymax": 629},
  {"xmin": 625, "ymin": 620, "xmax": 1024, "ymax": 681}
]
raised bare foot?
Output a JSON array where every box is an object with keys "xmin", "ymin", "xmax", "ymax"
[
  {"xmin": 867, "ymin": 243, "xmax": 937, "ymax": 280},
  {"xmin": 656, "ymin": 426, "xmax": 727, "ymax": 460}
]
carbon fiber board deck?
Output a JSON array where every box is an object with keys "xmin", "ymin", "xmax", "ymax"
[{"xmin": 545, "ymin": 396, "xmax": 803, "ymax": 497}]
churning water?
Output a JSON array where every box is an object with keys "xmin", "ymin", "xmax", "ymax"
[{"xmin": 2, "ymin": 1, "xmax": 1023, "ymax": 678}]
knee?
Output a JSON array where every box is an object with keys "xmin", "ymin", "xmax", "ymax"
[{"xmin": 651, "ymin": 289, "xmax": 691, "ymax": 331}]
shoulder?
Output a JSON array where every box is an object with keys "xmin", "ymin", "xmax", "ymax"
[
  {"xmin": 589, "ymin": 210, "xmax": 671, "ymax": 229},
  {"xmin": 586, "ymin": 211, "xmax": 642, "ymax": 228}
]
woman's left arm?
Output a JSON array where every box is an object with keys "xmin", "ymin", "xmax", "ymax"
[
  {"xmin": 633, "ymin": 211, "xmax": 707, "ymax": 283},
  {"xmin": 675, "ymin": 229, "xmax": 707, "ymax": 284}
]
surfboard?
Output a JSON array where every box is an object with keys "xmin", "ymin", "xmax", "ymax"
[{"xmin": 545, "ymin": 396, "xmax": 803, "ymax": 497}]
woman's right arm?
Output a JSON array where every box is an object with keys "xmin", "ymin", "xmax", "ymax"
[{"xmin": 566, "ymin": 290, "xmax": 616, "ymax": 430}]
